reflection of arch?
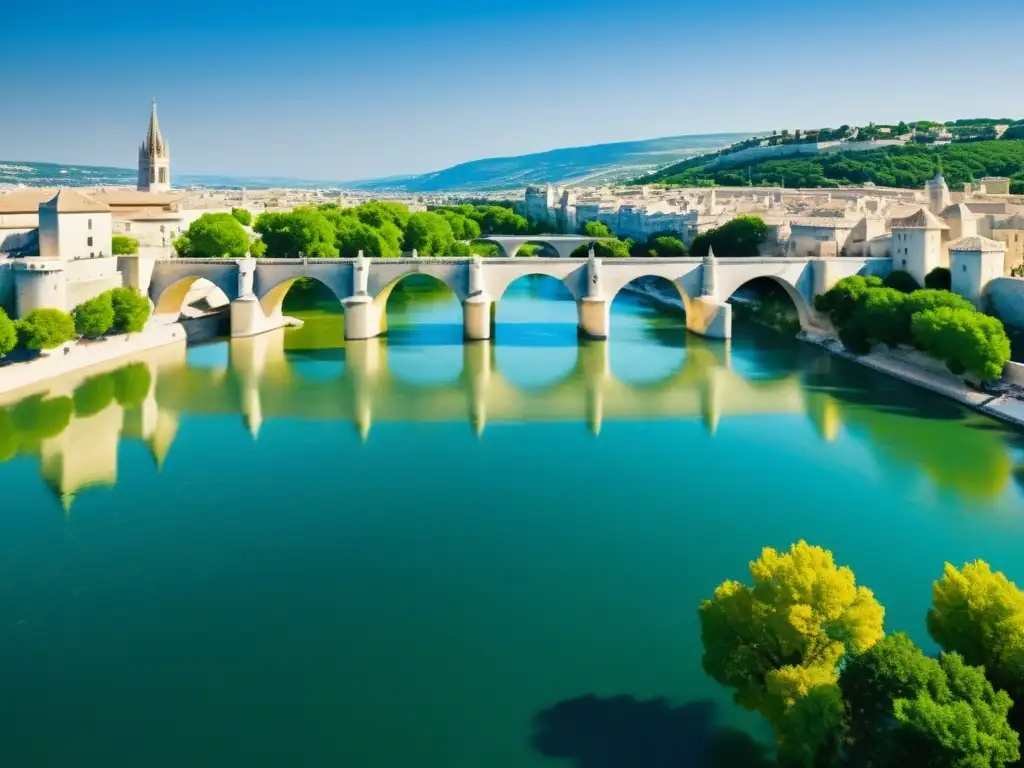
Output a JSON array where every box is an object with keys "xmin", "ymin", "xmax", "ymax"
[
  {"xmin": 258, "ymin": 276, "xmax": 344, "ymax": 318},
  {"xmin": 724, "ymin": 276, "xmax": 813, "ymax": 330},
  {"xmin": 372, "ymin": 272, "xmax": 460, "ymax": 335}
]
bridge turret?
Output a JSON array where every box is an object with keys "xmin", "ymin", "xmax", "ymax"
[
  {"xmin": 586, "ymin": 248, "xmax": 603, "ymax": 299},
  {"xmin": 701, "ymin": 246, "xmax": 717, "ymax": 298},
  {"xmin": 353, "ymin": 250, "xmax": 369, "ymax": 296},
  {"xmin": 236, "ymin": 258, "xmax": 256, "ymax": 299},
  {"xmin": 469, "ymin": 255, "xmax": 485, "ymax": 297}
]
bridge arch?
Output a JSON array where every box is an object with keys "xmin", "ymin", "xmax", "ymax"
[
  {"xmin": 372, "ymin": 272, "xmax": 462, "ymax": 340},
  {"xmin": 152, "ymin": 275, "xmax": 232, "ymax": 318},
  {"xmin": 722, "ymin": 274, "xmax": 814, "ymax": 332},
  {"xmin": 258, "ymin": 275, "xmax": 345, "ymax": 319}
]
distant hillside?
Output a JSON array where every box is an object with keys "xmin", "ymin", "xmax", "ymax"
[
  {"xmin": 343, "ymin": 133, "xmax": 754, "ymax": 192},
  {"xmin": 638, "ymin": 118, "xmax": 1024, "ymax": 191}
]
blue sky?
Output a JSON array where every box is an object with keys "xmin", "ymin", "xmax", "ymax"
[{"xmin": 3, "ymin": 0, "xmax": 1023, "ymax": 181}]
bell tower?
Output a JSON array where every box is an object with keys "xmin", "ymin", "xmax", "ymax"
[{"xmin": 138, "ymin": 98, "xmax": 171, "ymax": 193}]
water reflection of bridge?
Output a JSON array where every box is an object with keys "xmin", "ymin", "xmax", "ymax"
[
  {"xmin": 154, "ymin": 329, "xmax": 831, "ymax": 440},
  {"xmin": 0, "ymin": 330, "xmax": 846, "ymax": 509}
]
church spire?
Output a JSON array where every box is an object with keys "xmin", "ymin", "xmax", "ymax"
[
  {"xmin": 138, "ymin": 97, "xmax": 171, "ymax": 192},
  {"xmin": 144, "ymin": 97, "xmax": 167, "ymax": 157}
]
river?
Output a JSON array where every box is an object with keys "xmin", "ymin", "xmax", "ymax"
[{"xmin": 1, "ymin": 275, "xmax": 1024, "ymax": 766}]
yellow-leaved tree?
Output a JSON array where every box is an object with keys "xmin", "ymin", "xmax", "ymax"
[
  {"xmin": 699, "ymin": 540, "xmax": 885, "ymax": 733},
  {"xmin": 928, "ymin": 561, "xmax": 1024, "ymax": 712}
]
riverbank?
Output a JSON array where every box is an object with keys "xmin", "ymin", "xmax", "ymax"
[
  {"xmin": 0, "ymin": 323, "xmax": 187, "ymax": 401},
  {"xmin": 799, "ymin": 330, "xmax": 1024, "ymax": 428},
  {"xmin": 624, "ymin": 280, "xmax": 1024, "ymax": 428}
]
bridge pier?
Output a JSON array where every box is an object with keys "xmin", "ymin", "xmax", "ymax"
[
  {"xmin": 342, "ymin": 294, "xmax": 382, "ymax": 340},
  {"xmin": 576, "ymin": 297, "xmax": 610, "ymax": 340},
  {"xmin": 685, "ymin": 297, "xmax": 732, "ymax": 340},
  {"xmin": 463, "ymin": 294, "xmax": 494, "ymax": 341}
]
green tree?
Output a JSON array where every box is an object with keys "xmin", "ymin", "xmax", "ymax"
[
  {"xmin": 333, "ymin": 216, "xmax": 390, "ymax": 258},
  {"xmin": 111, "ymin": 234, "xmax": 139, "ymax": 255},
  {"xmin": 580, "ymin": 220, "xmax": 614, "ymax": 238},
  {"xmin": 690, "ymin": 216, "xmax": 769, "ymax": 257},
  {"xmin": 925, "ymin": 267, "xmax": 952, "ymax": 291},
  {"xmin": 403, "ymin": 212, "xmax": 456, "ymax": 256},
  {"xmin": 109, "ymin": 287, "xmax": 151, "ymax": 334},
  {"xmin": 813, "ymin": 275, "xmax": 884, "ymax": 326},
  {"xmin": 113, "ymin": 363, "xmax": 153, "ymax": 408},
  {"xmin": 353, "ymin": 201, "xmax": 411, "ymax": 232},
  {"xmin": 0, "ymin": 308, "xmax": 16, "ymax": 358},
  {"xmin": 699, "ymin": 541, "xmax": 884, "ymax": 730},
  {"xmin": 254, "ymin": 208, "xmax": 338, "ymax": 258},
  {"xmin": 645, "ymin": 235, "xmax": 687, "ymax": 258},
  {"xmin": 249, "ymin": 238, "xmax": 267, "ymax": 258},
  {"xmin": 439, "ymin": 210, "xmax": 482, "ymax": 241},
  {"xmin": 231, "ymin": 207, "xmax": 253, "ymax": 226},
  {"xmin": 72, "ymin": 292, "xmax": 115, "ymax": 338},
  {"xmin": 570, "ymin": 239, "xmax": 631, "ymax": 258},
  {"xmin": 928, "ymin": 561, "xmax": 1024, "ymax": 708},
  {"xmin": 16, "ymin": 309, "xmax": 76, "ymax": 351},
  {"xmin": 73, "ymin": 373, "xmax": 116, "ymax": 417},
  {"xmin": 853, "ymin": 286, "xmax": 907, "ymax": 348},
  {"xmin": 174, "ymin": 212, "xmax": 250, "ymax": 258},
  {"xmin": 883, "ymin": 270, "xmax": 921, "ymax": 293},
  {"xmin": 911, "ymin": 307, "xmax": 1011, "ymax": 380},
  {"xmin": 894, "ymin": 652, "xmax": 1019, "ymax": 768},
  {"xmin": 841, "ymin": 632, "xmax": 1020, "ymax": 768}
]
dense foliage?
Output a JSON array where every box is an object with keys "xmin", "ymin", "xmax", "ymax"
[
  {"xmin": 569, "ymin": 239, "xmax": 631, "ymax": 258},
  {"xmin": 231, "ymin": 207, "xmax": 253, "ymax": 226},
  {"xmin": 72, "ymin": 292, "xmax": 115, "ymax": 337},
  {"xmin": 174, "ymin": 212, "xmax": 250, "ymax": 259},
  {"xmin": 690, "ymin": 216, "xmax": 768, "ymax": 257},
  {"xmin": 643, "ymin": 139, "xmax": 1024, "ymax": 192},
  {"xmin": 882, "ymin": 270, "xmax": 920, "ymax": 293},
  {"xmin": 403, "ymin": 212, "xmax": 457, "ymax": 256},
  {"xmin": 632, "ymin": 234, "xmax": 687, "ymax": 258},
  {"xmin": 109, "ymin": 287, "xmax": 152, "ymax": 333},
  {"xmin": 815, "ymin": 276, "xmax": 1011, "ymax": 380},
  {"xmin": 0, "ymin": 308, "xmax": 16, "ymax": 358},
  {"xmin": 700, "ymin": 545, "xmax": 1023, "ymax": 767},
  {"xmin": 925, "ymin": 266, "xmax": 952, "ymax": 291},
  {"xmin": 113, "ymin": 362, "xmax": 152, "ymax": 408},
  {"xmin": 15, "ymin": 308, "xmax": 76, "ymax": 351},
  {"xmin": 698, "ymin": 541, "xmax": 883, "ymax": 726},
  {"xmin": 580, "ymin": 220, "xmax": 613, "ymax": 238},
  {"xmin": 111, "ymin": 234, "xmax": 139, "ymax": 255}
]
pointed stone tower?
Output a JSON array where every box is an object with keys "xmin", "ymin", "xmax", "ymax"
[{"xmin": 138, "ymin": 98, "xmax": 171, "ymax": 193}]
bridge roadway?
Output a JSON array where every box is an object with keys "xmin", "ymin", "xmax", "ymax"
[{"xmin": 134, "ymin": 254, "xmax": 892, "ymax": 342}]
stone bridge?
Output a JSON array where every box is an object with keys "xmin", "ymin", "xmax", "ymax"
[
  {"xmin": 135, "ymin": 253, "xmax": 892, "ymax": 341},
  {"xmin": 476, "ymin": 235, "xmax": 614, "ymax": 259}
]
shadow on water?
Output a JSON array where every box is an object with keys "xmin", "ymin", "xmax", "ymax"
[
  {"xmin": 495, "ymin": 323, "xmax": 580, "ymax": 348},
  {"xmin": 531, "ymin": 695, "xmax": 773, "ymax": 768}
]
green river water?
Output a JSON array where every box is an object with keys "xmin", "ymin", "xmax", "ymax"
[{"xmin": 1, "ymin": 276, "xmax": 1024, "ymax": 767}]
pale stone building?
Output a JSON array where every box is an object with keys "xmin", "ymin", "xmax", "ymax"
[
  {"xmin": 890, "ymin": 207, "xmax": 948, "ymax": 285},
  {"xmin": 949, "ymin": 235, "xmax": 1006, "ymax": 307},
  {"xmin": 991, "ymin": 214, "xmax": 1024, "ymax": 274}
]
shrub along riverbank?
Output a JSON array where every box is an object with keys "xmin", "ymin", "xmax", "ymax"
[
  {"xmin": 0, "ymin": 287, "xmax": 152, "ymax": 364},
  {"xmin": 814, "ymin": 274, "xmax": 1011, "ymax": 381}
]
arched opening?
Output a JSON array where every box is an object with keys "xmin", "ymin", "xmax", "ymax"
[
  {"xmin": 608, "ymin": 275, "xmax": 688, "ymax": 385},
  {"xmin": 266, "ymin": 278, "xmax": 346, "ymax": 380},
  {"xmin": 517, "ymin": 241, "xmax": 559, "ymax": 258},
  {"xmin": 726, "ymin": 276, "xmax": 811, "ymax": 337},
  {"xmin": 726, "ymin": 278, "xmax": 808, "ymax": 383},
  {"xmin": 375, "ymin": 273, "xmax": 463, "ymax": 385},
  {"xmin": 494, "ymin": 274, "xmax": 579, "ymax": 390},
  {"xmin": 153, "ymin": 276, "xmax": 230, "ymax": 319}
]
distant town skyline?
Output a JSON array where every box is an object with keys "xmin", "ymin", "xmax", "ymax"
[{"xmin": 5, "ymin": 0, "xmax": 1024, "ymax": 180}]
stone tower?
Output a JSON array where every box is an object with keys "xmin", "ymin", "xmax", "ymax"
[
  {"xmin": 925, "ymin": 169, "xmax": 950, "ymax": 215},
  {"xmin": 138, "ymin": 98, "xmax": 171, "ymax": 193}
]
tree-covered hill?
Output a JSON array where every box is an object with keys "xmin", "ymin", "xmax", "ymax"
[{"xmin": 639, "ymin": 139, "xmax": 1024, "ymax": 192}]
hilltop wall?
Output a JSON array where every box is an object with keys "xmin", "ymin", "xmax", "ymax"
[{"xmin": 706, "ymin": 139, "xmax": 906, "ymax": 170}]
